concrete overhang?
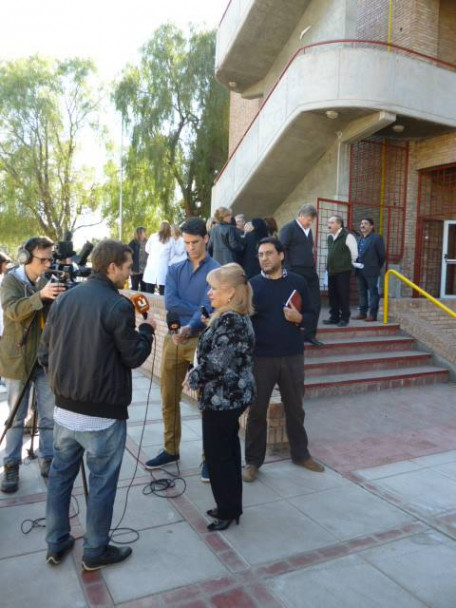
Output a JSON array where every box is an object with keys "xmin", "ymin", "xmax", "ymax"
[
  {"xmin": 212, "ymin": 46, "xmax": 456, "ymax": 215},
  {"xmin": 216, "ymin": 0, "xmax": 312, "ymax": 91}
]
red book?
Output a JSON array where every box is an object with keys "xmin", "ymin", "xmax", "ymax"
[{"xmin": 285, "ymin": 289, "xmax": 302, "ymax": 311}]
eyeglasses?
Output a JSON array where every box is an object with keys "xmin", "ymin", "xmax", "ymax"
[{"xmin": 33, "ymin": 255, "xmax": 53, "ymax": 264}]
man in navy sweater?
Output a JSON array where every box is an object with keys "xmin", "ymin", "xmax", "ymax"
[{"xmin": 243, "ymin": 238, "xmax": 325, "ymax": 483}]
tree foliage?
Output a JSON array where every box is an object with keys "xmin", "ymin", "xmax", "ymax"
[
  {"xmin": 113, "ymin": 24, "xmax": 229, "ymax": 222},
  {"xmin": 0, "ymin": 56, "xmax": 103, "ymax": 244}
]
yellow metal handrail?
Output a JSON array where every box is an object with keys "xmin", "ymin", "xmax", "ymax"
[{"xmin": 383, "ymin": 269, "xmax": 456, "ymax": 323}]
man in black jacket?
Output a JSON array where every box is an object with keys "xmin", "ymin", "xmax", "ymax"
[
  {"xmin": 279, "ymin": 204, "xmax": 322, "ymax": 346},
  {"xmin": 39, "ymin": 240, "xmax": 155, "ymax": 571},
  {"xmin": 353, "ymin": 217, "xmax": 386, "ymax": 322}
]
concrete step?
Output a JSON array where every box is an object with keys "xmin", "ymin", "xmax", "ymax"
[
  {"xmin": 303, "ymin": 366, "xmax": 449, "ymax": 398},
  {"xmin": 305, "ymin": 350, "xmax": 433, "ymax": 376},
  {"xmin": 305, "ymin": 335, "xmax": 416, "ymax": 358},
  {"xmin": 316, "ymin": 323, "xmax": 400, "ymax": 340}
]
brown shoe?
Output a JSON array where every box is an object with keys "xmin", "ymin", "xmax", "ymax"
[
  {"xmin": 294, "ymin": 458, "xmax": 325, "ymax": 473},
  {"xmin": 365, "ymin": 316, "xmax": 377, "ymax": 322},
  {"xmin": 242, "ymin": 464, "xmax": 259, "ymax": 482},
  {"xmin": 352, "ymin": 314, "xmax": 367, "ymax": 320}
]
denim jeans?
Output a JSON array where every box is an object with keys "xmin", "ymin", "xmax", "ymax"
[
  {"xmin": 357, "ymin": 274, "xmax": 380, "ymax": 317},
  {"xmin": 46, "ymin": 419, "xmax": 126, "ymax": 557},
  {"xmin": 4, "ymin": 367, "xmax": 55, "ymax": 465}
]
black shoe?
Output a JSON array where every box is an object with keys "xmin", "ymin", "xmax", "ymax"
[
  {"xmin": 46, "ymin": 536, "xmax": 75, "ymax": 566},
  {"xmin": 1, "ymin": 463, "xmax": 19, "ymax": 493},
  {"xmin": 322, "ymin": 319, "xmax": 339, "ymax": 325},
  {"xmin": 144, "ymin": 449, "xmax": 179, "ymax": 470},
  {"xmin": 337, "ymin": 320, "xmax": 349, "ymax": 327},
  {"xmin": 207, "ymin": 508, "xmax": 219, "ymax": 518},
  {"xmin": 81, "ymin": 545, "xmax": 132, "ymax": 571},
  {"xmin": 305, "ymin": 337, "xmax": 324, "ymax": 347},
  {"xmin": 207, "ymin": 517, "xmax": 240, "ymax": 531}
]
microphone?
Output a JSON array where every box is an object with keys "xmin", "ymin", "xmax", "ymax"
[
  {"xmin": 131, "ymin": 294, "xmax": 150, "ymax": 319},
  {"xmin": 167, "ymin": 311, "xmax": 181, "ymax": 334}
]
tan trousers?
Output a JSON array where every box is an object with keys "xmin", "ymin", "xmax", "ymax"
[{"xmin": 160, "ymin": 334, "xmax": 199, "ymax": 455}]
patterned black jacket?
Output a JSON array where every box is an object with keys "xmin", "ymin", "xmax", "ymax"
[{"xmin": 187, "ymin": 311, "xmax": 256, "ymax": 411}]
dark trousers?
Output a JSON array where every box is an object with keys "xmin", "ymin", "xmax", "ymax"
[
  {"xmin": 328, "ymin": 271, "xmax": 351, "ymax": 322},
  {"xmin": 203, "ymin": 407, "xmax": 244, "ymax": 520},
  {"xmin": 357, "ymin": 274, "xmax": 380, "ymax": 318},
  {"xmin": 144, "ymin": 283, "xmax": 165, "ymax": 295},
  {"xmin": 292, "ymin": 267, "xmax": 321, "ymax": 339},
  {"xmin": 245, "ymin": 355, "xmax": 310, "ymax": 468},
  {"xmin": 131, "ymin": 273, "xmax": 146, "ymax": 292}
]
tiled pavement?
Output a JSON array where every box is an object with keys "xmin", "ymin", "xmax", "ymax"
[{"xmin": 1, "ymin": 375, "xmax": 456, "ymax": 607}]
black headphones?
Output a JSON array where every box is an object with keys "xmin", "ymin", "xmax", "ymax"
[{"xmin": 17, "ymin": 239, "xmax": 35, "ymax": 265}]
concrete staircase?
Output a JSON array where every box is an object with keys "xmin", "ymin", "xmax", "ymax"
[{"xmin": 304, "ymin": 323, "xmax": 449, "ymax": 398}]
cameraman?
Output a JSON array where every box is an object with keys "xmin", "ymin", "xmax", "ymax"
[
  {"xmin": 0, "ymin": 237, "xmax": 64, "ymax": 493},
  {"xmin": 39, "ymin": 239, "xmax": 155, "ymax": 570}
]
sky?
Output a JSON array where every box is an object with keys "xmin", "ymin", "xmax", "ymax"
[{"xmin": 0, "ymin": 0, "xmax": 228, "ymax": 245}]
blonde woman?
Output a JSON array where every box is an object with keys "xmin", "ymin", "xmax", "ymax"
[
  {"xmin": 186, "ymin": 263, "xmax": 255, "ymax": 531},
  {"xmin": 143, "ymin": 221, "xmax": 174, "ymax": 295},
  {"xmin": 169, "ymin": 225, "xmax": 187, "ymax": 266}
]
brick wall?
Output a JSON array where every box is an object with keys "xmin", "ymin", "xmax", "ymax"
[
  {"xmin": 389, "ymin": 297, "xmax": 456, "ymax": 365},
  {"xmin": 439, "ymin": 0, "xmax": 456, "ymax": 63}
]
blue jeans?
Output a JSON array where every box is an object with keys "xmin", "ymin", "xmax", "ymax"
[
  {"xmin": 46, "ymin": 420, "xmax": 126, "ymax": 558},
  {"xmin": 4, "ymin": 367, "xmax": 55, "ymax": 465},
  {"xmin": 357, "ymin": 274, "xmax": 380, "ymax": 318}
]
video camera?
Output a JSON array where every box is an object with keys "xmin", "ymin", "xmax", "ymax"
[{"xmin": 47, "ymin": 232, "xmax": 94, "ymax": 289}]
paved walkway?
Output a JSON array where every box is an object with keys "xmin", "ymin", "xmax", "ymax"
[{"xmin": 1, "ymin": 374, "xmax": 456, "ymax": 607}]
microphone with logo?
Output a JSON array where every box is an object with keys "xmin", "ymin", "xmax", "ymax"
[
  {"xmin": 131, "ymin": 294, "xmax": 155, "ymax": 335},
  {"xmin": 167, "ymin": 311, "xmax": 181, "ymax": 334}
]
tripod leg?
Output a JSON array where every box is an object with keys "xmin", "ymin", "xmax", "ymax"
[{"xmin": 27, "ymin": 407, "xmax": 38, "ymax": 460}]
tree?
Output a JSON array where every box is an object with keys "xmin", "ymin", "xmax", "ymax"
[
  {"xmin": 0, "ymin": 56, "xmax": 103, "ymax": 244},
  {"xmin": 113, "ymin": 24, "xmax": 229, "ymax": 221}
]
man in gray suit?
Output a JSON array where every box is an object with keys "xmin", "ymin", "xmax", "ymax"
[{"xmin": 353, "ymin": 218, "xmax": 386, "ymax": 322}]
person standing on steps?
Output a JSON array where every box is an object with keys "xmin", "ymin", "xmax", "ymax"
[
  {"xmin": 279, "ymin": 204, "xmax": 323, "ymax": 346},
  {"xmin": 322, "ymin": 215, "xmax": 358, "ymax": 328},
  {"xmin": 353, "ymin": 218, "xmax": 385, "ymax": 322}
]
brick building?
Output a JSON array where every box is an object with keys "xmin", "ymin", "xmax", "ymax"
[{"xmin": 212, "ymin": 0, "xmax": 456, "ymax": 300}]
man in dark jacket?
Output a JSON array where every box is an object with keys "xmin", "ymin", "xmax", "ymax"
[
  {"xmin": 279, "ymin": 204, "xmax": 322, "ymax": 346},
  {"xmin": 353, "ymin": 218, "xmax": 386, "ymax": 322},
  {"xmin": 39, "ymin": 240, "xmax": 155, "ymax": 571}
]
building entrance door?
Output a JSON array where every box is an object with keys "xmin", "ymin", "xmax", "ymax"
[{"xmin": 440, "ymin": 220, "xmax": 456, "ymax": 298}]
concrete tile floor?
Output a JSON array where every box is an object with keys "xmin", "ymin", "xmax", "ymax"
[{"xmin": 1, "ymin": 374, "xmax": 456, "ymax": 607}]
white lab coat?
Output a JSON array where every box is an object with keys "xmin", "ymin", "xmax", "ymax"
[
  {"xmin": 143, "ymin": 234, "xmax": 175, "ymax": 286},
  {"xmin": 169, "ymin": 237, "xmax": 187, "ymax": 266}
]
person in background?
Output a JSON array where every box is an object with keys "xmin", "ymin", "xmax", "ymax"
[
  {"xmin": 323, "ymin": 215, "xmax": 358, "ymax": 327},
  {"xmin": 241, "ymin": 218, "xmax": 269, "ymax": 279},
  {"xmin": 279, "ymin": 204, "xmax": 322, "ymax": 346},
  {"xmin": 235, "ymin": 214, "xmax": 247, "ymax": 233},
  {"xmin": 169, "ymin": 225, "xmax": 187, "ymax": 266},
  {"xmin": 143, "ymin": 221, "xmax": 175, "ymax": 295},
  {"xmin": 128, "ymin": 227, "xmax": 148, "ymax": 291},
  {"xmin": 264, "ymin": 216, "xmax": 279, "ymax": 238},
  {"xmin": 0, "ymin": 252, "xmax": 12, "ymax": 389},
  {"xmin": 206, "ymin": 217, "xmax": 216, "ymax": 237},
  {"xmin": 353, "ymin": 217, "xmax": 386, "ymax": 322},
  {"xmin": 186, "ymin": 264, "xmax": 255, "ymax": 531},
  {"xmin": 208, "ymin": 207, "xmax": 244, "ymax": 265}
]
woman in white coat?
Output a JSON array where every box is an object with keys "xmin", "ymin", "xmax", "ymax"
[
  {"xmin": 143, "ymin": 221, "xmax": 175, "ymax": 295},
  {"xmin": 169, "ymin": 225, "xmax": 187, "ymax": 266}
]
